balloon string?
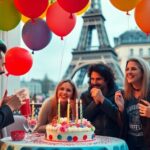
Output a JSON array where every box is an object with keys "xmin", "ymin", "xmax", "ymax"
[
  {"xmin": 58, "ymin": 39, "xmax": 66, "ymax": 81},
  {"xmin": 127, "ymin": 13, "xmax": 130, "ymax": 31}
]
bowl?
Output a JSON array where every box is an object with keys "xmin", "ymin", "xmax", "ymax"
[{"xmin": 10, "ymin": 130, "xmax": 25, "ymax": 141}]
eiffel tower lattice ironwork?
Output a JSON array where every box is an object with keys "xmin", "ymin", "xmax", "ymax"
[{"xmin": 63, "ymin": 0, "xmax": 123, "ymax": 90}]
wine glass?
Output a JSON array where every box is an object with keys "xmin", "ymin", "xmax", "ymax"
[{"xmin": 27, "ymin": 117, "xmax": 37, "ymax": 133}]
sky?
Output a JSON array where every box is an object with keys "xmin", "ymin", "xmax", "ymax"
[{"xmin": 21, "ymin": 0, "xmax": 138, "ymax": 82}]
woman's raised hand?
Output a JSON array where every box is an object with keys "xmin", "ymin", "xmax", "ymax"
[{"xmin": 115, "ymin": 91, "xmax": 124, "ymax": 112}]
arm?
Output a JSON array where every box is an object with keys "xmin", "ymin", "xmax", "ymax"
[
  {"xmin": 35, "ymin": 99, "xmax": 52, "ymax": 133},
  {"xmin": 81, "ymin": 90, "xmax": 121, "ymax": 125},
  {"xmin": 81, "ymin": 92, "xmax": 100, "ymax": 121},
  {"xmin": 0, "ymin": 105, "xmax": 14, "ymax": 129},
  {"xmin": 99, "ymin": 97, "xmax": 120, "ymax": 122}
]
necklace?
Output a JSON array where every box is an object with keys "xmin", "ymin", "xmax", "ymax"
[
  {"xmin": 132, "ymin": 87, "xmax": 141, "ymax": 91},
  {"xmin": 132, "ymin": 86, "xmax": 141, "ymax": 91}
]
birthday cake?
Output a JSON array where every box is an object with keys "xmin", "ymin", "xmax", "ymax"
[{"xmin": 46, "ymin": 117, "xmax": 95, "ymax": 142}]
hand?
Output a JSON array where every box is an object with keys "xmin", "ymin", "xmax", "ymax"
[
  {"xmin": 15, "ymin": 88, "xmax": 29, "ymax": 100},
  {"xmin": 90, "ymin": 87, "xmax": 104, "ymax": 104},
  {"xmin": 138, "ymin": 99, "xmax": 150, "ymax": 118},
  {"xmin": 6, "ymin": 95, "xmax": 26, "ymax": 111},
  {"xmin": 115, "ymin": 91, "xmax": 124, "ymax": 112}
]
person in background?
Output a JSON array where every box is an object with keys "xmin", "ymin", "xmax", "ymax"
[
  {"xmin": 0, "ymin": 40, "xmax": 25, "ymax": 133},
  {"xmin": 80, "ymin": 63, "xmax": 121, "ymax": 137},
  {"xmin": 35, "ymin": 79, "xmax": 78, "ymax": 133},
  {"xmin": 0, "ymin": 91, "xmax": 25, "ymax": 129},
  {"xmin": 115, "ymin": 57, "xmax": 150, "ymax": 150},
  {"xmin": 0, "ymin": 40, "xmax": 7, "ymax": 74}
]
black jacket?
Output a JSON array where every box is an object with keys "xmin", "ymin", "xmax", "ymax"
[
  {"xmin": 0, "ymin": 105, "xmax": 14, "ymax": 129},
  {"xmin": 80, "ymin": 86, "xmax": 121, "ymax": 137}
]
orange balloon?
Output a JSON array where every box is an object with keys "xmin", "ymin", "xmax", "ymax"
[
  {"xmin": 110, "ymin": 0, "xmax": 141, "ymax": 13},
  {"xmin": 135, "ymin": 0, "xmax": 150, "ymax": 34},
  {"xmin": 77, "ymin": 0, "xmax": 91, "ymax": 15}
]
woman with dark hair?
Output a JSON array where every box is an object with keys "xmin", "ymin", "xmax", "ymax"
[
  {"xmin": 35, "ymin": 80, "xmax": 78, "ymax": 133},
  {"xmin": 115, "ymin": 57, "xmax": 150, "ymax": 150},
  {"xmin": 81, "ymin": 63, "xmax": 121, "ymax": 137}
]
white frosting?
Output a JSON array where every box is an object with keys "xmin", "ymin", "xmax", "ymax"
[{"xmin": 46, "ymin": 117, "xmax": 95, "ymax": 142}]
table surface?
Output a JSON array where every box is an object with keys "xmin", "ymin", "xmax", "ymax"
[{"xmin": 0, "ymin": 134, "xmax": 128, "ymax": 150}]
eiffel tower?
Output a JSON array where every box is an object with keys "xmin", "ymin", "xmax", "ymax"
[{"xmin": 63, "ymin": 0, "xmax": 123, "ymax": 90}]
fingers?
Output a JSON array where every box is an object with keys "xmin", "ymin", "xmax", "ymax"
[
  {"xmin": 138, "ymin": 101, "xmax": 150, "ymax": 118},
  {"xmin": 140, "ymin": 99, "xmax": 150, "ymax": 106}
]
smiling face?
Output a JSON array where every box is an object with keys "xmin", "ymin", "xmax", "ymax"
[
  {"xmin": 125, "ymin": 61, "xmax": 143, "ymax": 85},
  {"xmin": 90, "ymin": 71, "xmax": 107, "ymax": 91},
  {"xmin": 57, "ymin": 82, "xmax": 73, "ymax": 103}
]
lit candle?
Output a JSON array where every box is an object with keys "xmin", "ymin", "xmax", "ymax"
[
  {"xmin": 58, "ymin": 99, "xmax": 61, "ymax": 123},
  {"xmin": 32, "ymin": 101, "xmax": 35, "ymax": 119},
  {"xmin": 67, "ymin": 99, "xmax": 70, "ymax": 124},
  {"xmin": 75, "ymin": 99, "xmax": 78, "ymax": 124},
  {"xmin": 80, "ymin": 99, "xmax": 83, "ymax": 124}
]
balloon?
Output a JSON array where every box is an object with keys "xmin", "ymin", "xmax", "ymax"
[
  {"xmin": 22, "ymin": 18, "xmax": 52, "ymax": 51},
  {"xmin": 14, "ymin": 0, "xmax": 48, "ymax": 19},
  {"xmin": 5, "ymin": 47, "xmax": 33, "ymax": 76},
  {"xmin": 58, "ymin": 0, "xmax": 89, "ymax": 13},
  {"xmin": 46, "ymin": 2, "xmax": 76, "ymax": 39},
  {"xmin": 0, "ymin": 0, "xmax": 21, "ymax": 31},
  {"xmin": 135, "ymin": 0, "xmax": 150, "ymax": 35},
  {"xmin": 21, "ymin": 0, "xmax": 53, "ymax": 23},
  {"xmin": 21, "ymin": 12, "xmax": 46, "ymax": 23},
  {"xmin": 110, "ymin": 0, "xmax": 141, "ymax": 13},
  {"xmin": 77, "ymin": 0, "xmax": 91, "ymax": 15}
]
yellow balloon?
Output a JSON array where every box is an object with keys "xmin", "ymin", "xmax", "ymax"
[
  {"xmin": 76, "ymin": 0, "xmax": 91, "ymax": 15},
  {"xmin": 21, "ymin": 9, "xmax": 46, "ymax": 23},
  {"xmin": 110, "ymin": 0, "xmax": 141, "ymax": 12}
]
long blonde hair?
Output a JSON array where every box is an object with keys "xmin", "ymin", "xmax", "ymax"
[{"xmin": 124, "ymin": 57, "xmax": 150, "ymax": 100}]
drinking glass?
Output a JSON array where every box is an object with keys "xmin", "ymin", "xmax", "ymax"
[{"xmin": 15, "ymin": 88, "xmax": 31, "ymax": 117}]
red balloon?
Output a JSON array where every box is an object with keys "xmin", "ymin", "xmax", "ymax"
[
  {"xmin": 46, "ymin": 2, "xmax": 76, "ymax": 38},
  {"xmin": 135, "ymin": 0, "xmax": 150, "ymax": 34},
  {"xmin": 58, "ymin": 0, "xmax": 89, "ymax": 13},
  {"xmin": 5, "ymin": 47, "xmax": 33, "ymax": 76},
  {"xmin": 14, "ymin": 0, "xmax": 48, "ymax": 19}
]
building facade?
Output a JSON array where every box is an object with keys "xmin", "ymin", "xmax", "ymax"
[{"xmin": 114, "ymin": 30, "xmax": 150, "ymax": 73}]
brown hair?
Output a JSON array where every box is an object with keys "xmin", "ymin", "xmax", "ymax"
[
  {"xmin": 124, "ymin": 57, "xmax": 150, "ymax": 100},
  {"xmin": 48, "ymin": 79, "xmax": 78, "ymax": 122}
]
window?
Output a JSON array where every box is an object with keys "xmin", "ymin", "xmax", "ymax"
[
  {"xmin": 148, "ymin": 48, "xmax": 150, "ymax": 56},
  {"xmin": 139, "ymin": 48, "xmax": 143, "ymax": 56},
  {"xmin": 130, "ymin": 48, "xmax": 134, "ymax": 56}
]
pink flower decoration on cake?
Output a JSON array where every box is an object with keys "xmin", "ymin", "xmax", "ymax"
[
  {"xmin": 61, "ymin": 121, "xmax": 68, "ymax": 126},
  {"xmin": 58, "ymin": 126, "xmax": 68, "ymax": 133},
  {"xmin": 76, "ymin": 123, "xmax": 80, "ymax": 127}
]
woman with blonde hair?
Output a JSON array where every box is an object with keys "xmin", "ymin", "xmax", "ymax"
[
  {"xmin": 115, "ymin": 57, "xmax": 150, "ymax": 150},
  {"xmin": 35, "ymin": 79, "xmax": 78, "ymax": 133}
]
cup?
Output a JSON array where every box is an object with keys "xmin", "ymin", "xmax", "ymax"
[
  {"xmin": 20, "ymin": 98, "xmax": 31, "ymax": 117},
  {"xmin": 10, "ymin": 130, "xmax": 25, "ymax": 141},
  {"xmin": 15, "ymin": 88, "xmax": 31, "ymax": 117}
]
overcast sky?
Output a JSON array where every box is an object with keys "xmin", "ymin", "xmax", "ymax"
[{"xmin": 21, "ymin": 0, "xmax": 138, "ymax": 82}]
